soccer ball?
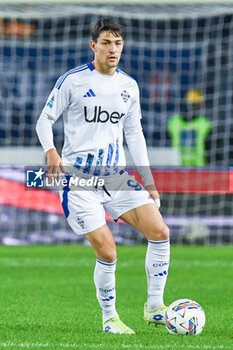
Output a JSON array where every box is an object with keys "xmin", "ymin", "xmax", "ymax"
[{"xmin": 165, "ymin": 299, "xmax": 205, "ymax": 335}]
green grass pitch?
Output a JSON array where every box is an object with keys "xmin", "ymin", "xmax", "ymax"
[{"xmin": 0, "ymin": 244, "xmax": 232, "ymax": 349}]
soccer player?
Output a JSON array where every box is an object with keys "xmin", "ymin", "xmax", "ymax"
[{"xmin": 36, "ymin": 18, "xmax": 170, "ymax": 334}]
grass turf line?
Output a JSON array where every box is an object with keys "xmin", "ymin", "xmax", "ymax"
[{"xmin": 0, "ymin": 245, "xmax": 232, "ymax": 350}]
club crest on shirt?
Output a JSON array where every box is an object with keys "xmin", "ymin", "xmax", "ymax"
[{"xmin": 121, "ymin": 90, "xmax": 130, "ymax": 103}]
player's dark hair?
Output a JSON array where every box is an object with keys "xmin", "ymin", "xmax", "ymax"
[{"xmin": 91, "ymin": 17, "xmax": 126, "ymax": 42}]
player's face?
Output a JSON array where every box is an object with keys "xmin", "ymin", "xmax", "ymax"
[{"xmin": 90, "ymin": 31, "xmax": 124, "ymax": 74}]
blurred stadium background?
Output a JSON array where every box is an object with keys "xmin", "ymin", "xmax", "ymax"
[{"xmin": 0, "ymin": 0, "xmax": 232, "ymax": 245}]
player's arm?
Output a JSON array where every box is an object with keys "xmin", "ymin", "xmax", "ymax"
[
  {"xmin": 124, "ymin": 121, "xmax": 160, "ymax": 207},
  {"xmin": 123, "ymin": 82, "xmax": 160, "ymax": 208},
  {"xmin": 36, "ymin": 76, "xmax": 70, "ymax": 177},
  {"xmin": 36, "ymin": 115, "xmax": 64, "ymax": 180},
  {"xmin": 46, "ymin": 148, "xmax": 65, "ymax": 181}
]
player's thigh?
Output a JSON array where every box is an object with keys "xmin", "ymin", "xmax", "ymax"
[
  {"xmin": 104, "ymin": 172, "xmax": 154, "ymax": 221},
  {"xmin": 85, "ymin": 224, "xmax": 117, "ymax": 263},
  {"xmin": 120, "ymin": 203, "xmax": 169, "ymax": 241}
]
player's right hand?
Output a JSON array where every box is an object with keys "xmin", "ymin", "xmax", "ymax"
[{"xmin": 46, "ymin": 148, "xmax": 66, "ymax": 183}]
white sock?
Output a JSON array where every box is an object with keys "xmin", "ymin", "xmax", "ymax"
[
  {"xmin": 94, "ymin": 258, "xmax": 118, "ymax": 323},
  {"xmin": 145, "ymin": 239, "xmax": 170, "ymax": 310}
]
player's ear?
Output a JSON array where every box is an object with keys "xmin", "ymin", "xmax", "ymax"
[{"xmin": 90, "ymin": 40, "xmax": 96, "ymax": 53}]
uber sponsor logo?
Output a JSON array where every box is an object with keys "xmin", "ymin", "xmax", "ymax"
[{"xmin": 84, "ymin": 106, "xmax": 125, "ymax": 124}]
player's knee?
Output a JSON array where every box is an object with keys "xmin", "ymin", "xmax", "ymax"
[
  {"xmin": 162, "ymin": 224, "xmax": 170, "ymax": 241},
  {"xmin": 95, "ymin": 241, "xmax": 117, "ymax": 263},
  {"xmin": 151, "ymin": 223, "xmax": 170, "ymax": 241},
  {"xmin": 98, "ymin": 248, "xmax": 117, "ymax": 263}
]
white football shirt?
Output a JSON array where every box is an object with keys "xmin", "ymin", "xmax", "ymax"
[{"xmin": 36, "ymin": 62, "xmax": 154, "ymax": 184}]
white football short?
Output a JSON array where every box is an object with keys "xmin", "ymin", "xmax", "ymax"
[{"xmin": 58, "ymin": 170, "xmax": 154, "ymax": 235}]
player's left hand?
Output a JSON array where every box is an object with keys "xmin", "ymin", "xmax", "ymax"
[{"xmin": 145, "ymin": 184, "xmax": 160, "ymax": 209}]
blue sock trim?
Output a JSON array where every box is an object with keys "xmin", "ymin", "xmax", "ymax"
[
  {"xmin": 96, "ymin": 258, "xmax": 117, "ymax": 266},
  {"xmin": 148, "ymin": 239, "xmax": 170, "ymax": 244}
]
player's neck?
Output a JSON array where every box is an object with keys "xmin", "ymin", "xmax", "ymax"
[{"xmin": 92, "ymin": 60, "xmax": 116, "ymax": 76}]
